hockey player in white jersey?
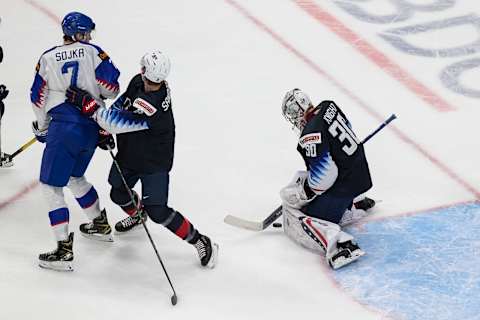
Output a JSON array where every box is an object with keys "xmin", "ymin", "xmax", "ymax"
[
  {"xmin": 280, "ymin": 89, "xmax": 375, "ymax": 270},
  {"xmin": 30, "ymin": 12, "xmax": 120, "ymax": 271}
]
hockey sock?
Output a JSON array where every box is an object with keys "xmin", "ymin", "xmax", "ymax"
[
  {"xmin": 166, "ymin": 211, "xmax": 199, "ymax": 244},
  {"xmin": 149, "ymin": 206, "xmax": 199, "ymax": 243},
  {"xmin": 67, "ymin": 177, "xmax": 101, "ymax": 220},
  {"xmin": 75, "ymin": 186, "xmax": 101, "ymax": 220},
  {"xmin": 119, "ymin": 192, "xmax": 141, "ymax": 216},
  {"xmin": 48, "ymin": 207, "xmax": 69, "ymax": 241}
]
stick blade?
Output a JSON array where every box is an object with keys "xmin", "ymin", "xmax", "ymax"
[{"xmin": 224, "ymin": 215, "xmax": 264, "ymax": 231}]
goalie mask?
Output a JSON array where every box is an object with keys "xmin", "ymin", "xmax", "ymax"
[{"xmin": 282, "ymin": 88, "xmax": 313, "ymax": 131}]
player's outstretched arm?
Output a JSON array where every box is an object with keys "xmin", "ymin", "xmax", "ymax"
[{"xmin": 65, "ymin": 86, "xmax": 148, "ymax": 134}]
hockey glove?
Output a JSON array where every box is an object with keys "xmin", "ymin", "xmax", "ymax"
[
  {"xmin": 97, "ymin": 129, "xmax": 115, "ymax": 150},
  {"xmin": 66, "ymin": 86, "xmax": 99, "ymax": 117},
  {"xmin": 280, "ymin": 171, "xmax": 315, "ymax": 209},
  {"xmin": 0, "ymin": 84, "xmax": 9, "ymax": 101},
  {"xmin": 32, "ymin": 121, "xmax": 48, "ymax": 143}
]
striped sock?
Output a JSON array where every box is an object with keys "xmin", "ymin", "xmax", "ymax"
[
  {"xmin": 48, "ymin": 207, "xmax": 69, "ymax": 241},
  {"xmin": 75, "ymin": 186, "xmax": 101, "ymax": 220}
]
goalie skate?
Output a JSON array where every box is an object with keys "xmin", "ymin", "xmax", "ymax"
[
  {"xmin": 328, "ymin": 240, "xmax": 365, "ymax": 270},
  {"xmin": 38, "ymin": 232, "xmax": 74, "ymax": 271},
  {"xmin": 339, "ymin": 197, "xmax": 376, "ymax": 226}
]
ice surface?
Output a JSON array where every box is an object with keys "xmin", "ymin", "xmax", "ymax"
[{"xmin": 0, "ymin": 0, "xmax": 479, "ymax": 319}]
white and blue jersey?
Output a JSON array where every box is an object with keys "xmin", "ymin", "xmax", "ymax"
[
  {"xmin": 30, "ymin": 41, "xmax": 120, "ymax": 187},
  {"xmin": 297, "ymin": 100, "xmax": 372, "ymax": 197},
  {"xmin": 30, "ymin": 41, "xmax": 120, "ymax": 129}
]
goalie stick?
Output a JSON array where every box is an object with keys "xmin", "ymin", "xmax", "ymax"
[{"xmin": 224, "ymin": 114, "xmax": 397, "ymax": 231}]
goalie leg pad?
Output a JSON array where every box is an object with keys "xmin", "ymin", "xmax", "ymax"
[
  {"xmin": 283, "ymin": 205, "xmax": 363, "ymax": 269},
  {"xmin": 283, "ymin": 205, "xmax": 352, "ymax": 255}
]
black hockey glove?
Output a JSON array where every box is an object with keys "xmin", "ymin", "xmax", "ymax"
[
  {"xmin": 0, "ymin": 84, "xmax": 9, "ymax": 101},
  {"xmin": 65, "ymin": 86, "xmax": 100, "ymax": 117},
  {"xmin": 97, "ymin": 129, "xmax": 115, "ymax": 150}
]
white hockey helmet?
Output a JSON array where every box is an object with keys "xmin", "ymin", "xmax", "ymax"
[
  {"xmin": 140, "ymin": 50, "xmax": 171, "ymax": 83},
  {"xmin": 282, "ymin": 88, "xmax": 313, "ymax": 131}
]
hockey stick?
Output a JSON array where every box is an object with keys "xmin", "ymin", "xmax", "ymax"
[
  {"xmin": 107, "ymin": 147, "xmax": 178, "ymax": 306},
  {"xmin": 9, "ymin": 137, "xmax": 37, "ymax": 159},
  {"xmin": 224, "ymin": 113, "xmax": 397, "ymax": 231}
]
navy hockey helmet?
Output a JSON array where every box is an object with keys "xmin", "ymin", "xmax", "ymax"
[
  {"xmin": 282, "ymin": 88, "xmax": 313, "ymax": 131},
  {"xmin": 62, "ymin": 12, "xmax": 95, "ymax": 37}
]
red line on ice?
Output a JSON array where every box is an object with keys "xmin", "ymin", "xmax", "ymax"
[
  {"xmin": 224, "ymin": 0, "xmax": 480, "ymax": 199},
  {"xmin": 0, "ymin": 181, "xmax": 39, "ymax": 211},
  {"xmin": 0, "ymin": 1, "xmax": 58, "ymax": 211},
  {"xmin": 23, "ymin": 0, "xmax": 61, "ymax": 23},
  {"xmin": 293, "ymin": 0, "xmax": 455, "ymax": 112}
]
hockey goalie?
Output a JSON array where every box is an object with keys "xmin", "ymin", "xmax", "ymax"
[{"xmin": 280, "ymin": 89, "xmax": 375, "ymax": 270}]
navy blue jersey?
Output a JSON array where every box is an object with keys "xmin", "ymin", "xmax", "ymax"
[
  {"xmin": 297, "ymin": 100, "xmax": 372, "ymax": 197},
  {"xmin": 0, "ymin": 101, "xmax": 4, "ymax": 119},
  {"xmin": 114, "ymin": 74, "xmax": 175, "ymax": 174}
]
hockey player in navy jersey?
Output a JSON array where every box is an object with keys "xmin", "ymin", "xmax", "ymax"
[
  {"xmin": 0, "ymin": 23, "xmax": 11, "ymax": 167},
  {"xmin": 30, "ymin": 12, "xmax": 120, "ymax": 271},
  {"xmin": 0, "ymin": 84, "xmax": 13, "ymax": 167},
  {"xmin": 65, "ymin": 50, "xmax": 219, "ymax": 268},
  {"xmin": 280, "ymin": 89, "xmax": 375, "ymax": 269}
]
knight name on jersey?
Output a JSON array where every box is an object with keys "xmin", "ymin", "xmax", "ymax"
[
  {"xmin": 323, "ymin": 102, "xmax": 338, "ymax": 125},
  {"xmin": 55, "ymin": 48, "xmax": 85, "ymax": 62},
  {"xmin": 299, "ymin": 133, "xmax": 322, "ymax": 148},
  {"xmin": 133, "ymin": 97, "xmax": 157, "ymax": 116}
]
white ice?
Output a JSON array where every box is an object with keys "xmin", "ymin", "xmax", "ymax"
[{"xmin": 0, "ymin": 1, "xmax": 479, "ymax": 319}]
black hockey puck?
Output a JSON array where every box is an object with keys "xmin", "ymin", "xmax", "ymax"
[{"xmin": 272, "ymin": 222, "xmax": 282, "ymax": 228}]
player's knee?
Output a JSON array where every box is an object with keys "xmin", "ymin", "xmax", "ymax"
[
  {"xmin": 66, "ymin": 176, "xmax": 92, "ymax": 195},
  {"xmin": 145, "ymin": 205, "xmax": 174, "ymax": 224},
  {"xmin": 110, "ymin": 187, "xmax": 130, "ymax": 206}
]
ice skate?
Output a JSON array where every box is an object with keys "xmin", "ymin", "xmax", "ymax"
[
  {"xmin": 328, "ymin": 240, "xmax": 365, "ymax": 270},
  {"xmin": 79, "ymin": 209, "xmax": 113, "ymax": 242},
  {"xmin": 114, "ymin": 210, "xmax": 147, "ymax": 234},
  {"xmin": 38, "ymin": 232, "xmax": 74, "ymax": 271},
  {"xmin": 194, "ymin": 235, "xmax": 219, "ymax": 269},
  {"xmin": 0, "ymin": 152, "xmax": 13, "ymax": 168}
]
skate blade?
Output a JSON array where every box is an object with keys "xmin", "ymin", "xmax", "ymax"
[
  {"xmin": 206, "ymin": 243, "xmax": 219, "ymax": 269},
  {"xmin": 80, "ymin": 232, "xmax": 114, "ymax": 242},
  {"xmin": 330, "ymin": 250, "xmax": 365, "ymax": 270},
  {"xmin": 39, "ymin": 260, "xmax": 74, "ymax": 272}
]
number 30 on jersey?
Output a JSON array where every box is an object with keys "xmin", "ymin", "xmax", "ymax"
[{"xmin": 328, "ymin": 113, "xmax": 360, "ymax": 156}]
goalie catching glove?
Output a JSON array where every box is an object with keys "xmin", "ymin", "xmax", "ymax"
[
  {"xmin": 66, "ymin": 86, "xmax": 100, "ymax": 117},
  {"xmin": 280, "ymin": 171, "xmax": 316, "ymax": 209}
]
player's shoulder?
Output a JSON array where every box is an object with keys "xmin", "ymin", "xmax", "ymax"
[
  {"xmin": 39, "ymin": 45, "xmax": 62, "ymax": 58},
  {"xmin": 317, "ymin": 100, "xmax": 343, "ymax": 119},
  {"xmin": 128, "ymin": 74, "xmax": 144, "ymax": 88},
  {"xmin": 77, "ymin": 41, "xmax": 112, "ymax": 61}
]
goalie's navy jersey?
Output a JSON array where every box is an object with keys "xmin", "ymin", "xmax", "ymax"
[{"xmin": 297, "ymin": 100, "xmax": 372, "ymax": 197}]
